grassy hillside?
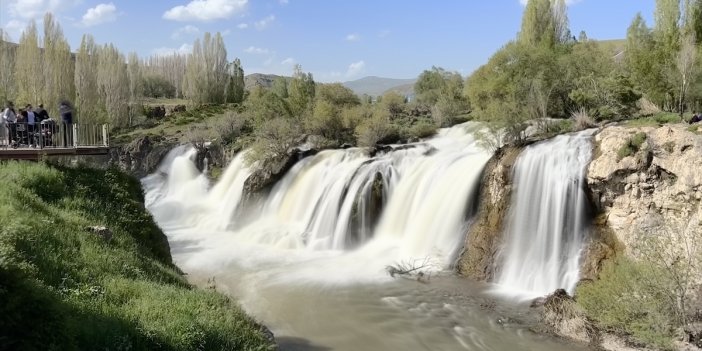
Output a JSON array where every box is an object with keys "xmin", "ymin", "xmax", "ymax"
[{"xmin": 0, "ymin": 162, "xmax": 275, "ymax": 351}]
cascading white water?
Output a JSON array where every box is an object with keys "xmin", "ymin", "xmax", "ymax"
[
  {"xmin": 145, "ymin": 123, "xmax": 492, "ymax": 277},
  {"xmin": 495, "ymin": 130, "xmax": 595, "ymax": 297}
]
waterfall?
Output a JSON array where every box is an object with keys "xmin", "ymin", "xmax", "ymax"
[
  {"xmin": 495, "ymin": 130, "xmax": 594, "ymax": 297},
  {"xmin": 144, "ymin": 123, "xmax": 492, "ymax": 276}
]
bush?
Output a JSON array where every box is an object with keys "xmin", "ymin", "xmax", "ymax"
[
  {"xmin": 355, "ymin": 110, "xmax": 400, "ymax": 147},
  {"xmin": 577, "ymin": 258, "xmax": 676, "ymax": 350},
  {"xmin": 617, "ymin": 132, "xmax": 647, "ymax": 160},
  {"xmin": 571, "ymin": 108, "xmax": 595, "ymax": 131}
]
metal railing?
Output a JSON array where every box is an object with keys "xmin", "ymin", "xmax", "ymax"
[{"xmin": 0, "ymin": 122, "xmax": 109, "ymax": 150}]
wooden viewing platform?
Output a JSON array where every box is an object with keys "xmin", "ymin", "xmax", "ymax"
[{"xmin": 0, "ymin": 123, "xmax": 110, "ymax": 161}]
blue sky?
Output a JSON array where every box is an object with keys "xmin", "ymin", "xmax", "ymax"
[{"xmin": 0, "ymin": 0, "xmax": 655, "ymax": 82}]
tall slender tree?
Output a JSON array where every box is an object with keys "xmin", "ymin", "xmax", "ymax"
[
  {"xmin": 184, "ymin": 32, "xmax": 228, "ymax": 104},
  {"xmin": 0, "ymin": 29, "xmax": 16, "ymax": 103},
  {"xmin": 75, "ymin": 34, "xmax": 103, "ymax": 123},
  {"xmin": 97, "ymin": 44, "xmax": 129, "ymax": 127},
  {"xmin": 14, "ymin": 20, "xmax": 42, "ymax": 105},
  {"xmin": 43, "ymin": 13, "xmax": 75, "ymax": 117},
  {"xmin": 225, "ymin": 58, "xmax": 245, "ymax": 104},
  {"xmin": 127, "ymin": 52, "xmax": 143, "ymax": 126}
]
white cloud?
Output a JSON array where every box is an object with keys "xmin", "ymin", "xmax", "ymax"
[
  {"xmin": 7, "ymin": 0, "xmax": 80, "ymax": 19},
  {"xmin": 164, "ymin": 0, "xmax": 248, "ymax": 22},
  {"xmin": 237, "ymin": 23, "xmax": 248, "ymax": 29},
  {"xmin": 281, "ymin": 57, "xmax": 295, "ymax": 65},
  {"xmin": 171, "ymin": 24, "xmax": 199, "ymax": 39},
  {"xmin": 345, "ymin": 33, "xmax": 360, "ymax": 42},
  {"xmin": 346, "ymin": 60, "xmax": 365, "ymax": 78},
  {"xmin": 80, "ymin": 3, "xmax": 117, "ymax": 27},
  {"xmin": 244, "ymin": 46, "xmax": 269, "ymax": 54},
  {"xmin": 3, "ymin": 20, "xmax": 25, "ymax": 41},
  {"xmin": 279, "ymin": 0, "xmax": 288, "ymax": 4},
  {"xmin": 221, "ymin": 29, "xmax": 231, "ymax": 36},
  {"xmin": 254, "ymin": 15, "xmax": 275, "ymax": 30},
  {"xmin": 152, "ymin": 43, "xmax": 193, "ymax": 57}
]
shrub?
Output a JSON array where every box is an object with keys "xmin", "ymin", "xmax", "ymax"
[
  {"xmin": 617, "ymin": 132, "xmax": 647, "ymax": 160},
  {"xmin": 571, "ymin": 108, "xmax": 595, "ymax": 131},
  {"xmin": 355, "ymin": 110, "xmax": 400, "ymax": 147},
  {"xmin": 577, "ymin": 258, "xmax": 676, "ymax": 350}
]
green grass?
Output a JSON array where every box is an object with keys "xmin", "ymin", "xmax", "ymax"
[
  {"xmin": 577, "ymin": 258, "xmax": 676, "ymax": 350},
  {"xmin": 624, "ymin": 112, "xmax": 686, "ymax": 127},
  {"xmin": 617, "ymin": 131, "xmax": 647, "ymax": 160},
  {"xmin": 0, "ymin": 162, "xmax": 275, "ymax": 351}
]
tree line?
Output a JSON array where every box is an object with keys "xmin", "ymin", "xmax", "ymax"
[
  {"xmin": 0, "ymin": 13, "xmax": 245, "ymax": 128},
  {"xmin": 464, "ymin": 0, "xmax": 702, "ymax": 141}
]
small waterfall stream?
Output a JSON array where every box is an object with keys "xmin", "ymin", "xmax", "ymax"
[{"xmin": 495, "ymin": 130, "xmax": 595, "ymax": 297}]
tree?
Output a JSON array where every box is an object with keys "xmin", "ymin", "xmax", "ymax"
[
  {"xmin": 677, "ymin": 31, "xmax": 698, "ymax": 118},
  {"xmin": 272, "ymin": 77, "xmax": 289, "ymax": 99},
  {"xmin": 184, "ymin": 32, "xmax": 228, "ymax": 104},
  {"xmin": 127, "ymin": 52, "xmax": 143, "ymax": 126},
  {"xmin": 75, "ymin": 35, "xmax": 103, "ymax": 123},
  {"xmin": 225, "ymin": 58, "xmax": 245, "ymax": 104},
  {"xmin": 0, "ymin": 30, "xmax": 15, "ymax": 103},
  {"xmin": 287, "ymin": 64, "xmax": 316, "ymax": 117},
  {"xmin": 315, "ymin": 83, "xmax": 360, "ymax": 107},
  {"xmin": 14, "ymin": 20, "xmax": 42, "ymax": 105},
  {"xmin": 519, "ymin": 0, "xmax": 556, "ymax": 46},
  {"xmin": 97, "ymin": 44, "xmax": 129, "ymax": 127},
  {"xmin": 42, "ymin": 13, "xmax": 74, "ymax": 118}
]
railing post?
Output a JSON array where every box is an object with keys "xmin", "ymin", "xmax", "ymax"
[
  {"xmin": 102, "ymin": 125, "xmax": 108, "ymax": 147},
  {"xmin": 72, "ymin": 124, "xmax": 78, "ymax": 148}
]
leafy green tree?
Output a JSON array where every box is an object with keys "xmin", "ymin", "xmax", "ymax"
[
  {"xmin": 127, "ymin": 52, "xmax": 143, "ymax": 126},
  {"xmin": 42, "ymin": 13, "xmax": 74, "ymax": 118},
  {"xmin": 315, "ymin": 83, "xmax": 360, "ymax": 107},
  {"xmin": 272, "ymin": 77, "xmax": 289, "ymax": 99},
  {"xmin": 244, "ymin": 86, "xmax": 291, "ymax": 126},
  {"xmin": 225, "ymin": 58, "xmax": 245, "ymax": 104},
  {"xmin": 287, "ymin": 64, "xmax": 316, "ymax": 117}
]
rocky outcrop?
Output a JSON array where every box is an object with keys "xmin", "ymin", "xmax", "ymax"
[
  {"xmin": 243, "ymin": 147, "xmax": 318, "ymax": 196},
  {"xmin": 109, "ymin": 135, "xmax": 176, "ymax": 178},
  {"xmin": 457, "ymin": 146, "xmax": 522, "ymax": 280},
  {"xmin": 587, "ymin": 125, "xmax": 702, "ymax": 257}
]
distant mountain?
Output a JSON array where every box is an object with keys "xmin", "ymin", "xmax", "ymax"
[
  {"xmin": 244, "ymin": 73, "xmax": 291, "ymax": 91},
  {"xmin": 342, "ymin": 76, "xmax": 416, "ymax": 97}
]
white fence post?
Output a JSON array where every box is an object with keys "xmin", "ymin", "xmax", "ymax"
[
  {"xmin": 73, "ymin": 124, "xmax": 78, "ymax": 148},
  {"xmin": 102, "ymin": 125, "xmax": 108, "ymax": 147}
]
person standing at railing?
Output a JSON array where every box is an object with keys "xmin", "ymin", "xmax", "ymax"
[
  {"xmin": 25, "ymin": 104, "xmax": 38, "ymax": 147},
  {"xmin": 59, "ymin": 101, "xmax": 73, "ymax": 147},
  {"xmin": 1, "ymin": 101, "xmax": 16, "ymax": 147},
  {"xmin": 36, "ymin": 104, "xmax": 49, "ymax": 122}
]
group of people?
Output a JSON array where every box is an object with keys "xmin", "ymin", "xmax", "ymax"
[{"xmin": 1, "ymin": 101, "xmax": 73, "ymax": 148}]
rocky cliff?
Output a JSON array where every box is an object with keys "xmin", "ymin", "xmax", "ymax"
[
  {"xmin": 587, "ymin": 125, "xmax": 702, "ymax": 258},
  {"xmin": 457, "ymin": 146, "xmax": 521, "ymax": 280}
]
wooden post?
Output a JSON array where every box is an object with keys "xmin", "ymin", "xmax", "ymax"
[
  {"xmin": 73, "ymin": 124, "xmax": 79, "ymax": 148},
  {"xmin": 102, "ymin": 125, "xmax": 108, "ymax": 147}
]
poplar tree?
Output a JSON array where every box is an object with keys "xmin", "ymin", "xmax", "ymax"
[
  {"xmin": 225, "ymin": 58, "xmax": 245, "ymax": 104},
  {"xmin": 0, "ymin": 30, "xmax": 15, "ymax": 103},
  {"xmin": 127, "ymin": 52, "xmax": 143, "ymax": 126},
  {"xmin": 184, "ymin": 32, "xmax": 228, "ymax": 104},
  {"xmin": 97, "ymin": 44, "xmax": 129, "ymax": 127},
  {"xmin": 75, "ymin": 34, "xmax": 103, "ymax": 123},
  {"xmin": 43, "ymin": 13, "xmax": 75, "ymax": 117},
  {"xmin": 519, "ymin": 0, "xmax": 556, "ymax": 46},
  {"xmin": 14, "ymin": 20, "xmax": 42, "ymax": 105}
]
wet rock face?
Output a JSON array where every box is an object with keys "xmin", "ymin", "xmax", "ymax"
[
  {"xmin": 243, "ymin": 147, "xmax": 318, "ymax": 196},
  {"xmin": 110, "ymin": 136, "xmax": 175, "ymax": 178},
  {"xmin": 457, "ymin": 147, "xmax": 522, "ymax": 281},
  {"xmin": 587, "ymin": 125, "xmax": 702, "ymax": 257}
]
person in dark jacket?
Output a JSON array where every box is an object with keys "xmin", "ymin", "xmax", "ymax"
[
  {"xmin": 36, "ymin": 104, "xmax": 49, "ymax": 122},
  {"xmin": 59, "ymin": 101, "xmax": 74, "ymax": 147}
]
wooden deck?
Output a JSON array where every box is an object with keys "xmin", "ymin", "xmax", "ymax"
[{"xmin": 0, "ymin": 146, "xmax": 110, "ymax": 160}]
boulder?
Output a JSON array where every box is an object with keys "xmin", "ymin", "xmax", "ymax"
[{"xmin": 85, "ymin": 226, "xmax": 113, "ymax": 242}]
